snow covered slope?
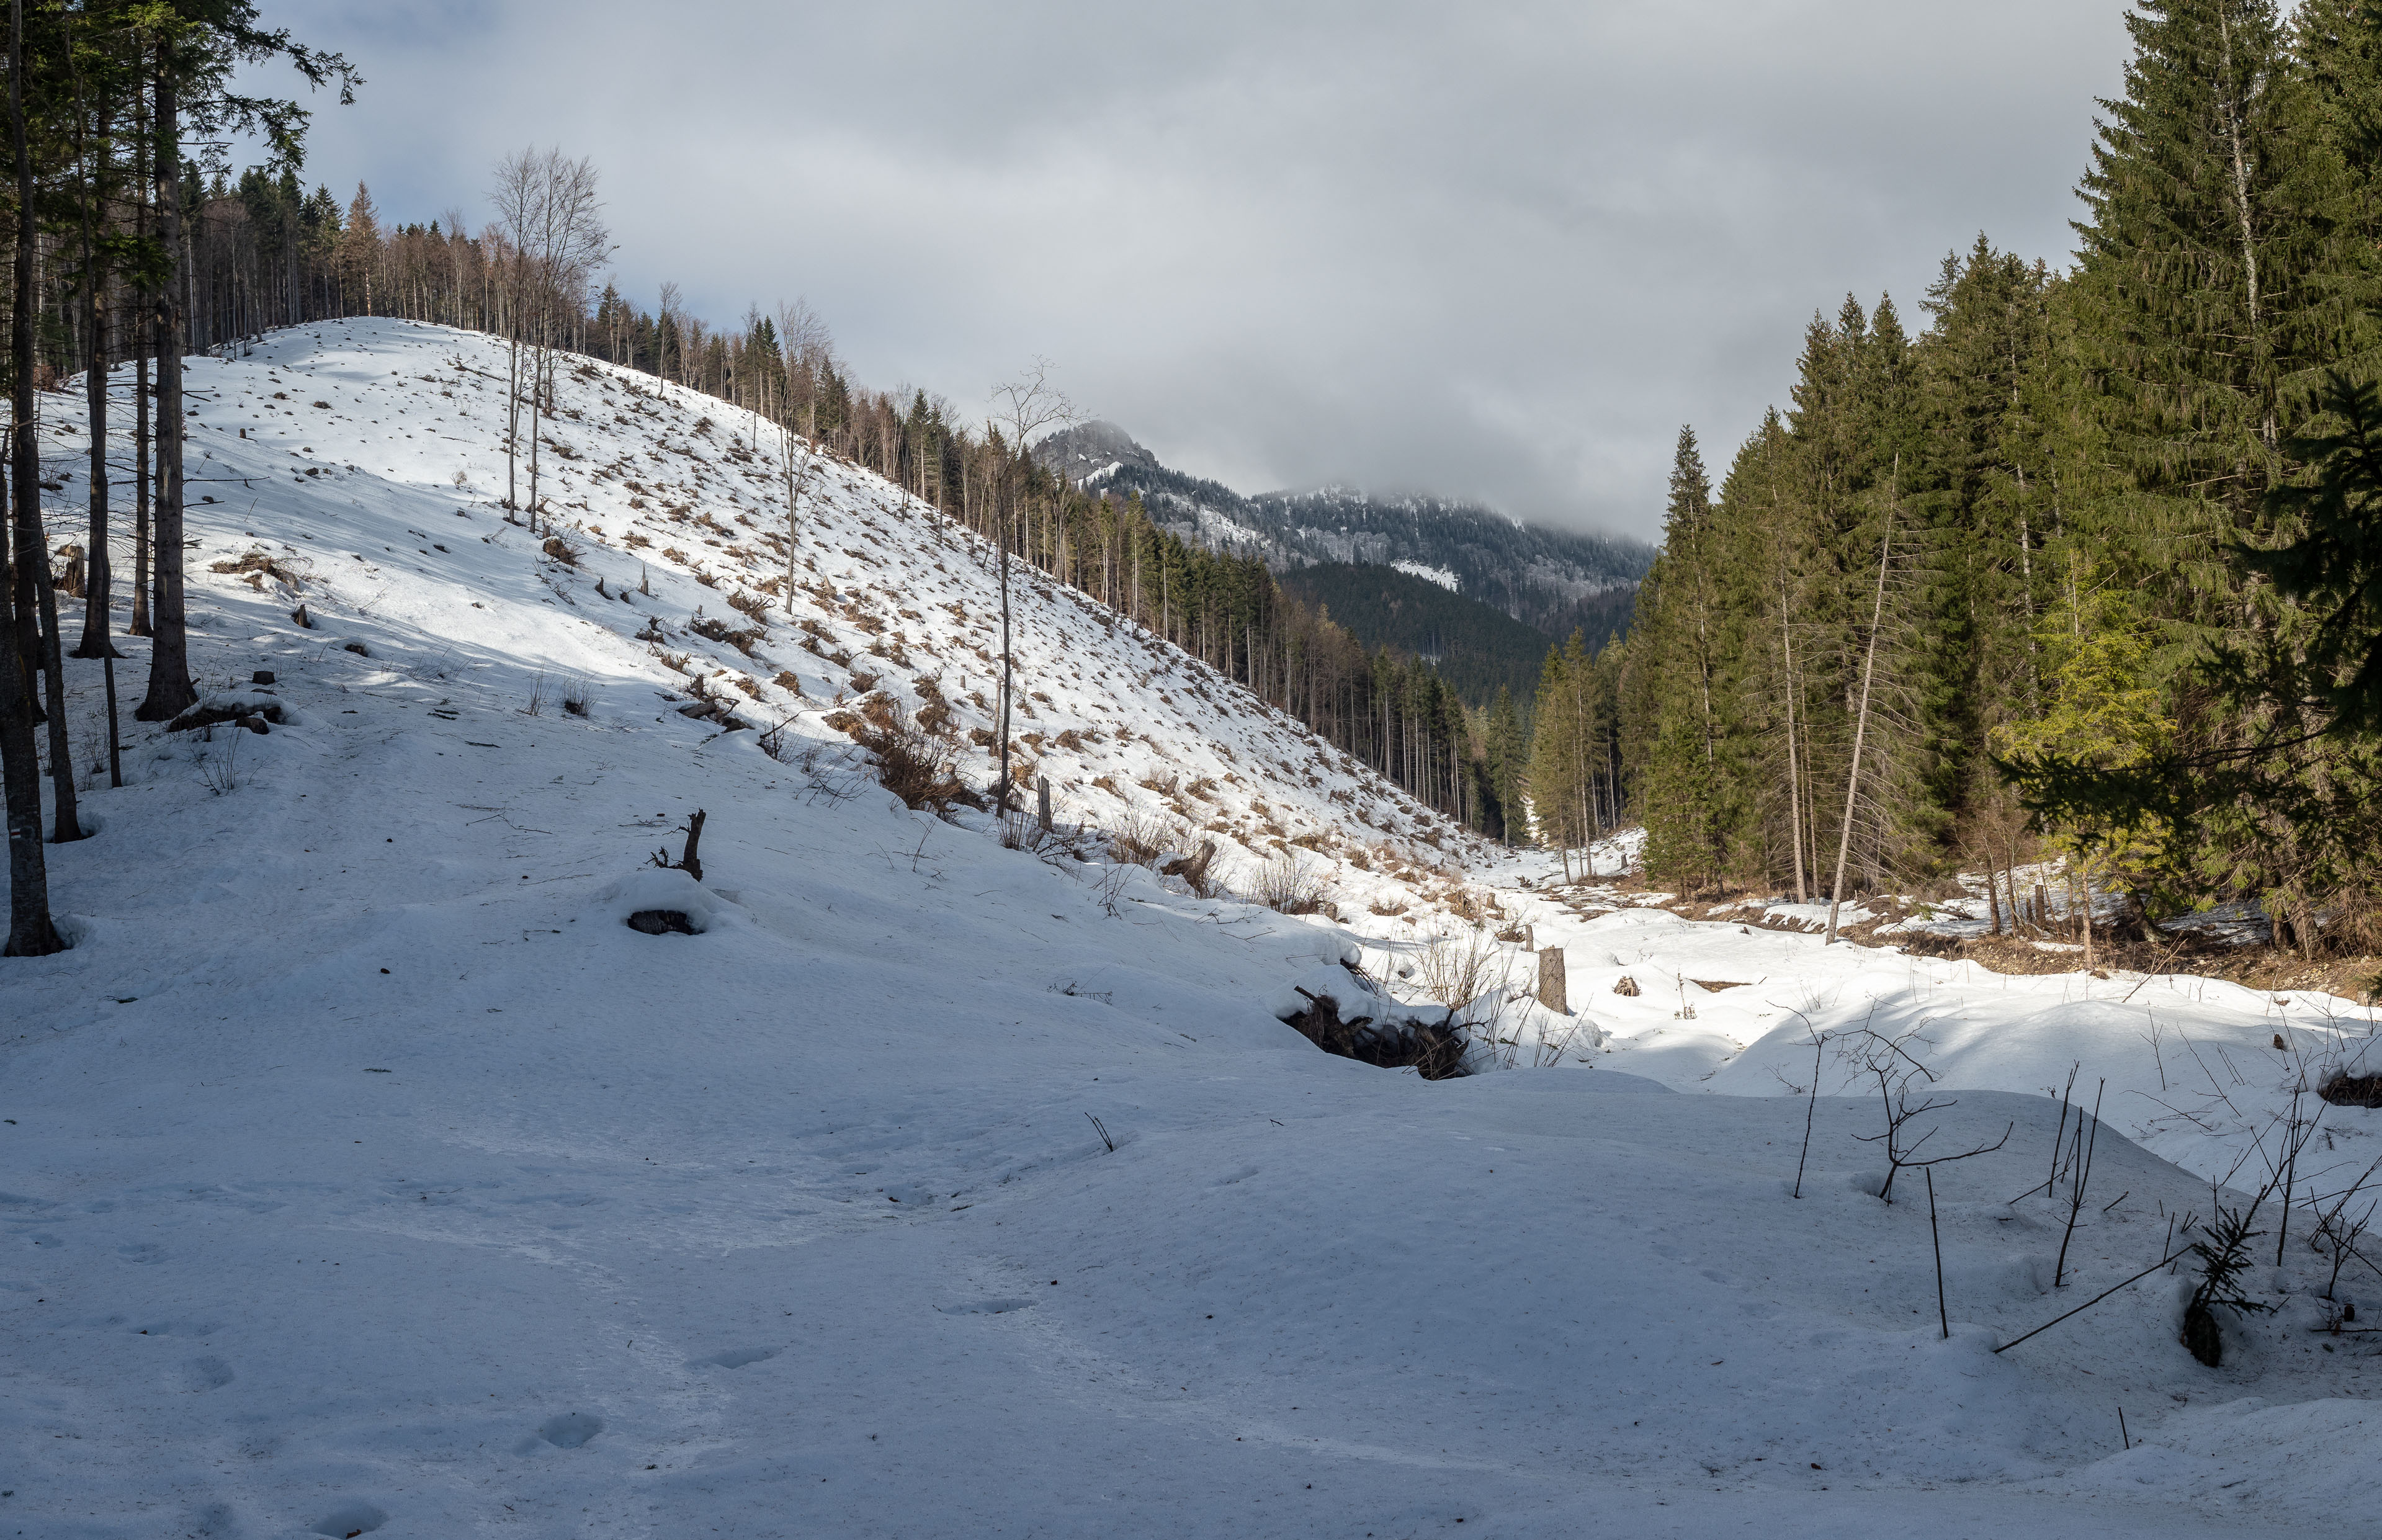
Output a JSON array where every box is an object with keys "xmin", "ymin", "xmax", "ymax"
[
  {"xmin": 1488, "ymin": 857, "xmax": 2381, "ymax": 1188},
  {"xmin": 3, "ymin": 320, "xmax": 2379, "ymax": 1539}
]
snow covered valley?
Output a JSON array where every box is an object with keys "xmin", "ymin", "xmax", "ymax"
[{"xmin": 4, "ymin": 321, "xmax": 2380, "ymax": 1538}]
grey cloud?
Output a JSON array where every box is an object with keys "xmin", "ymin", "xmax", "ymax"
[{"xmin": 258, "ymin": 1, "xmax": 2131, "ymax": 539}]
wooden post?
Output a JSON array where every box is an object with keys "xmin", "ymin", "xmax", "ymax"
[
  {"xmin": 1537, "ymin": 947, "xmax": 1568, "ymax": 1014},
  {"xmin": 1037, "ymin": 774, "xmax": 1052, "ymax": 835}
]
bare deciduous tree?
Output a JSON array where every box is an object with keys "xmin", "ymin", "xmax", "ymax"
[
  {"xmin": 490, "ymin": 147, "xmax": 611, "ymax": 532},
  {"xmin": 987, "ymin": 359, "xmax": 1073, "ymax": 810},
  {"xmin": 1826, "ymin": 479, "xmax": 1896, "ymax": 944}
]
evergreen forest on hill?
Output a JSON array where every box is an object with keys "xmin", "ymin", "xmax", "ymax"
[
  {"xmin": 1575, "ymin": 0, "xmax": 2382, "ymax": 960},
  {"xmin": 1276, "ymin": 562, "xmax": 1614, "ymax": 709}
]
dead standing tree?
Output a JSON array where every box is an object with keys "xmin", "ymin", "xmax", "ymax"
[
  {"xmin": 987, "ymin": 359, "xmax": 1073, "ymax": 812},
  {"xmin": 1825, "ymin": 472, "xmax": 1896, "ymax": 945},
  {"xmin": 772, "ymin": 302, "xmax": 832, "ymax": 607}
]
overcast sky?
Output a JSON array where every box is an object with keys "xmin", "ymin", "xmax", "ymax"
[{"xmin": 250, "ymin": 1, "xmax": 2134, "ymax": 541}]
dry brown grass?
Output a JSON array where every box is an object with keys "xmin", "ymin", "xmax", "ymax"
[
  {"xmin": 1251, "ymin": 849, "xmax": 1332, "ymax": 915},
  {"xmin": 846, "ymin": 699, "xmax": 980, "ymax": 813},
  {"xmin": 1106, "ymin": 805, "xmax": 1179, "ymax": 869}
]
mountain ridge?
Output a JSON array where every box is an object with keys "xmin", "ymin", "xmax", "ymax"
[{"xmin": 1033, "ymin": 419, "xmax": 1654, "ymax": 635}]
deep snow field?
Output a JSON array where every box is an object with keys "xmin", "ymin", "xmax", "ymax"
[{"xmin": 4, "ymin": 319, "xmax": 2381, "ymax": 1539}]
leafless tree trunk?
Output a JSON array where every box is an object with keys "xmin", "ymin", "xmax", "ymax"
[
  {"xmin": 988, "ymin": 359, "xmax": 1073, "ymax": 812},
  {"xmin": 0, "ymin": 454, "xmax": 56, "ymax": 951},
  {"xmin": 2216, "ymin": 4, "xmax": 2271, "ymax": 449},
  {"xmin": 1780, "ymin": 585, "xmax": 1807, "ymax": 905},
  {"xmin": 12, "ymin": 0, "xmax": 76, "ymax": 838},
  {"xmin": 493, "ymin": 147, "xmax": 610, "ymax": 533},
  {"xmin": 0, "ymin": 402, "xmax": 55, "ymax": 945},
  {"xmin": 1825, "ymin": 486, "xmax": 1895, "ymax": 945},
  {"xmin": 781, "ymin": 425, "xmax": 822, "ymax": 612},
  {"xmin": 69, "ymin": 80, "xmax": 116, "ymax": 662},
  {"xmin": 130, "ymin": 76, "xmax": 150, "ymax": 637},
  {"xmin": 135, "ymin": 50, "xmax": 195, "ymax": 722}
]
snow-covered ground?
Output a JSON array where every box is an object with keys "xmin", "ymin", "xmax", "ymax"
[{"xmin": 4, "ymin": 320, "xmax": 2379, "ymax": 1539}]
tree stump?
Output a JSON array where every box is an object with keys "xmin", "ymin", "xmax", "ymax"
[{"xmin": 1538, "ymin": 947, "xmax": 1568, "ymax": 1014}]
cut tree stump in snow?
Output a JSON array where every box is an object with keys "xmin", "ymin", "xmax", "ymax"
[
  {"xmin": 1282, "ymin": 988, "xmax": 1467, "ymax": 1080},
  {"xmin": 1538, "ymin": 948, "xmax": 1568, "ymax": 1014},
  {"xmin": 2321, "ymin": 1073, "xmax": 2382, "ymax": 1109},
  {"xmin": 2183, "ymin": 1300, "xmax": 2224, "ymax": 1367}
]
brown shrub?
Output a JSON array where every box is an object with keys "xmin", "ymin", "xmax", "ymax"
[
  {"xmin": 1108, "ymin": 805, "xmax": 1180, "ymax": 868},
  {"xmin": 1252, "ymin": 850, "xmax": 1332, "ymax": 915},
  {"xmin": 208, "ymin": 550, "xmax": 300, "ymax": 588},
  {"xmin": 689, "ymin": 616, "xmax": 763, "ymax": 656},
  {"xmin": 848, "ymin": 699, "xmax": 981, "ymax": 813}
]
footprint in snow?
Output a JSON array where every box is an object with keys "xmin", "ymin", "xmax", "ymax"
[
  {"xmin": 690, "ymin": 1346, "xmax": 779, "ymax": 1369},
  {"xmin": 308, "ymin": 1503, "xmax": 387, "ymax": 1537},
  {"xmin": 936, "ymin": 1297, "xmax": 1036, "ymax": 1316},
  {"xmin": 535, "ymin": 1411, "xmax": 603, "ymax": 1449},
  {"xmin": 181, "ymin": 1355, "xmax": 235, "ymax": 1392}
]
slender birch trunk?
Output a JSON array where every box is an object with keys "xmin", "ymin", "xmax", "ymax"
[
  {"xmin": 1825, "ymin": 490, "xmax": 1894, "ymax": 945},
  {"xmin": 1781, "ymin": 588, "xmax": 1808, "ymax": 905}
]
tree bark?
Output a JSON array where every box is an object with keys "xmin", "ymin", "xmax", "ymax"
[
  {"xmin": 0, "ymin": 463, "xmax": 60, "ymax": 953},
  {"xmin": 70, "ymin": 91, "xmax": 115, "ymax": 661},
  {"xmin": 1780, "ymin": 586, "xmax": 1809, "ymax": 905},
  {"xmin": 996, "ymin": 511, "xmax": 1014, "ymax": 813},
  {"xmin": 0, "ymin": 0, "xmax": 60, "ymax": 952},
  {"xmin": 12, "ymin": 0, "xmax": 78, "ymax": 839},
  {"xmin": 134, "ymin": 53, "xmax": 193, "ymax": 720}
]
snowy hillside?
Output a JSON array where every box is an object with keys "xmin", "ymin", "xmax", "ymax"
[{"xmin": 4, "ymin": 320, "xmax": 2380, "ymax": 1538}]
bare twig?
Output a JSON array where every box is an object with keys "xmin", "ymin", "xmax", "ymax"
[{"xmin": 1994, "ymin": 1247, "xmax": 2196, "ymax": 1355}]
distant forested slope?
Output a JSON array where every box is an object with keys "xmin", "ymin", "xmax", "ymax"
[
  {"xmin": 1278, "ymin": 563, "xmax": 1630, "ymax": 707},
  {"xmin": 1034, "ymin": 421, "xmax": 1652, "ymax": 633}
]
